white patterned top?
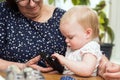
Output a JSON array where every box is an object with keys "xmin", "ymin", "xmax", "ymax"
[{"xmin": 63, "ymin": 41, "xmax": 102, "ymax": 76}]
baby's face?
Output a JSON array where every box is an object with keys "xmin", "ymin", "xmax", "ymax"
[{"xmin": 60, "ymin": 21, "xmax": 88, "ymax": 50}]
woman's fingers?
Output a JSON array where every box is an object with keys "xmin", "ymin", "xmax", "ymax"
[
  {"xmin": 98, "ymin": 62, "xmax": 107, "ymax": 77},
  {"xmin": 99, "ymin": 55, "xmax": 108, "ymax": 69},
  {"xmin": 26, "ymin": 55, "xmax": 40, "ymax": 66},
  {"xmin": 98, "ymin": 55, "xmax": 108, "ymax": 77},
  {"xmin": 28, "ymin": 64, "xmax": 53, "ymax": 72},
  {"xmin": 26, "ymin": 55, "xmax": 53, "ymax": 73},
  {"xmin": 106, "ymin": 63, "xmax": 120, "ymax": 73},
  {"xmin": 102, "ymin": 62, "xmax": 120, "ymax": 79},
  {"xmin": 104, "ymin": 72, "xmax": 120, "ymax": 79}
]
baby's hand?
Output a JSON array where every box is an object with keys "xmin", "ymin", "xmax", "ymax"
[
  {"xmin": 52, "ymin": 53, "xmax": 60, "ymax": 57},
  {"xmin": 52, "ymin": 53, "xmax": 65, "ymax": 65}
]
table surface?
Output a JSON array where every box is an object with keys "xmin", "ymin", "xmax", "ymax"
[{"xmin": 0, "ymin": 72, "xmax": 104, "ymax": 80}]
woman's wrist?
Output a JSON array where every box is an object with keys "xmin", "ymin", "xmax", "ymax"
[{"xmin": 14, "ymin": 62, "xmax": 26, "ymax": 70}]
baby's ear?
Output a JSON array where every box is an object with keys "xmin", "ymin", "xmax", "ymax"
[{"xmin": 85, "ymin": 28, "xmax": 92, "ymax": 38}]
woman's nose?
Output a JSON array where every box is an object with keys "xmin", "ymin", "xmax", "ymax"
[{"xmin": 29, "ymin": 0, "xmax": 36, "ymax": 7}]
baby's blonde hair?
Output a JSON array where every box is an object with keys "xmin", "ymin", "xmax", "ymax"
[{"xmin": 60, "ymin": 5, "xmax": 99, "ymax": 38}]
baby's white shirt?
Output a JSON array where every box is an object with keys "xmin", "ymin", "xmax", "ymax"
[{"xmin": 63, "ymin": 41, "xmax": 102, "ymax": 76}]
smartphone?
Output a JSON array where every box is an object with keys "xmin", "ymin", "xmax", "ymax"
[{"xmin": 40, "ymin": 53, "xmax": 64, "ymax": 74}]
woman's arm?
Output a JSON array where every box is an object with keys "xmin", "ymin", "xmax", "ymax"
[
  {"xmin": 0, "ymin": 55, "xmax": 53, "ymax": 72},
  {"xmin": 0, "ymin": 59, "xmax": 25, "ymax": 72}
]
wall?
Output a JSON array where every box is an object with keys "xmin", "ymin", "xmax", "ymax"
[{"xmin": 109, "ymin": 0, "xmax": 120, "ymax": 64}]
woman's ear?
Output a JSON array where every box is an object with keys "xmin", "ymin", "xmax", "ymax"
[{"xmin": 84, "ymin": 28, "xmax": 92, "ymax": 39}]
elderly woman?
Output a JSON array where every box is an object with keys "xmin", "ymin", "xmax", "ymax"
[{"xmin": 0, "ymin": 0, "xmax": 66, "ymax": 72}]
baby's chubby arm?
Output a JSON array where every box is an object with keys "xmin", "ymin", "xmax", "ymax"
[{"xmin": 52, "ymin": 53, "xmax": 97, "ymax": 77}]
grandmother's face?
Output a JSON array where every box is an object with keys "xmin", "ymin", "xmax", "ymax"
[{"xmin": 16, "ymin": 0, "xmax": 43, "ymax": 19}]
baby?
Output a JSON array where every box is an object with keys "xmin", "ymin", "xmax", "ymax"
[{"xmin": 52, "ymin": 5, "xmax": 102, "ymax": 77}]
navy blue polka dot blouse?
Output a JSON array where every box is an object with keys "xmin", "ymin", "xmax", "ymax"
[{"xmin": 0, "ymin": 2, "xmax": 67, "ymax": 66}]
